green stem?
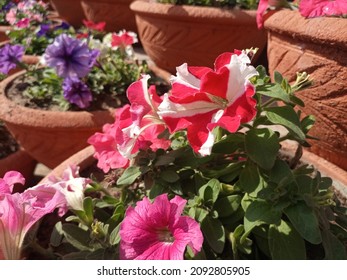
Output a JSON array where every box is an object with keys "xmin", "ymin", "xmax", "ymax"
[{"xmin": 262, "ymin": 97, "xmax": 276, "ymax": 108}]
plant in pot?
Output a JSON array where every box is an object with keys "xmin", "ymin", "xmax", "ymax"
[
  {"xmin": 0, "ymin": 0, "xmax": 52, "ymax": 42},
  {"xmin": 1, "ymin": 49, "xmax": 346, "ymax": 260},
  {"xmin": 130, "ymin": 0, "xmax": 267, "ymax": 73},
  {"xmin": 256, "ymin": 0, "xmax": 347, "ymax": 170},
  {"xmin": 0, "ymin": 30, "xmax": 169, "ymax": 168}
]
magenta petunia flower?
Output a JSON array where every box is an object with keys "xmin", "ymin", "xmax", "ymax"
[
  {"xmin": 44, "ymin": 34, "xmax": 99, "ymax": 78},
  {"xmin": 62, "ymin": 77, "xmax": 93, "ymax": 108},
  {"xmin": 0, "ymin": 44, "xmax": 24, "ymax": 74},
  {"xmin": 119, "ymin": 194, "xmax": 203, "ymax": 260},
  {"xmin": 299, "ymin": 0, "xmax": 347, "ymax": 18}
]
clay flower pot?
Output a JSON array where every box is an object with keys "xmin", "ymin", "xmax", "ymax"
[
  {"xmin": 264, "ymin": 10, "xmax": 347, "ymax": 170},
  {"xmin": 81, "ymin": 0, "xmax": 138, "ymax": 33},
  {"xmin": 0, "ymin": 25, "xmax": 11, "ymax": 43},
  {"xmin": 130, "ymin": 0, "xmax": 267, "ymax": 73},
  {"xmin": 49, "ymin": 0, "xmax": 85, "ymax": 28},
  {"xmin": 0, "ymin": 70, "xmax": 115, "ymax": 169}
]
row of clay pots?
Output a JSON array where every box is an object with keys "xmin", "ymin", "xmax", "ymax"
[{"xmin": 49, "ymin": 0, "xmax": 138, "ymax": 31}]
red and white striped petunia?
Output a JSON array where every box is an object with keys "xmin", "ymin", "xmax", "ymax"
[{"xmin": 158, "ymin": 51, "xmax": 258, "ymax": 156}]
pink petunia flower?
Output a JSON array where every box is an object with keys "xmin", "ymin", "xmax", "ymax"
[
  {"xmin": 16, "ymin": 18, "xmax": 30, "ymax": 28},
  {"xmin": 0, "ymin": 171, "xmax": 25, "ymax": 196},
  {"xmin": 120, "ymin": 194, "xmax": 203, "ymax": 260},
  {"xmin": 88, "ymin": 75, "xmax": 170, "ymax": 173},
  {"xmin": 45, "ymin": 165, "xmax": 92, "ymax": 212},
  {"xmin": 158, "ymin": 51, "xmax": 258, "ymax": 156},
  {"xmin": 5, "ymin": 9, "xmax": 17, "ymax": 25},
  {"xmin": 0, "ymin": 172, "xmax": 66, "ymax": 260},
  {"xmin": 299, "ymin": 0, "xmax": 347, "ymax": 18},
  {"xmin": 256, "ymin": 0, "xmax": 289, "ymax": 29}
]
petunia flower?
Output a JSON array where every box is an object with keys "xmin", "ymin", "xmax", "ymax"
[
  {"xmin": 45, "ymin": 165, "xmax": 92, "ymax": 212},
  {"xmin": 158, "ymin": 51, "xmax": 258, "ymax": 156},
  {"xmin": 43, "ymin": 34, "xmax": 100, "ymax": 78},
  {"xmin": 88, "ymin": 111, "xmax": 131, "ymax": 173},
  {"xmin": 111, "ymin": 30, "xmax": 138, "ymax": 49},
  {"xmin": 88, "ymin": 75, "xmax": 170, "ymax": 172},
  {"xmin": 120, "ymin": 194, "xmax": 203, "ymax": 260},
  {"xmin": 62, "ymin": 77, "xmax": 93, "ymax": 108},
  {"xmin": 0, "ymin": 43, "xmax": 24, "ymax": 74},
  {"xmin": 0, "ymin": 171, "xmax": 25, "ymax": 196},
  {"xmin": 299, "ymin": 0, "xmax": 347, "ymax": 18},
  {"xmin": 83, "ymin": 19, "xmax": 106, "ymax": 32},
  {"xmin": 0, "ymin": 173, "xmax": 66, "ymax": 260}
]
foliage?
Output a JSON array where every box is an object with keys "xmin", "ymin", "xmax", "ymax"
[
  {"xmin": 155, "ymin": 0, "xmax": 259, "ymax": 9},
  {"xmin": 25, "ymin": 62, "xmax": 346, "ymax": 260}
]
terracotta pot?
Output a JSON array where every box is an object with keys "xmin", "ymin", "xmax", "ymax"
[
  {"xmin": 0, "ymin": 70, "xmax": 116, "ymax": 169},
  {"xmin": 49, "ymin": 0, "xmax": 85, "ymax": 28},
  {"xmin": 130, "ymin": 1, "xmax": 267, "ymax": 73},
  {"xmin": 264, "ymin": 10, "xmax": 347, "ymax": 170},
  {"xmin": 0, "ymin": 25, "xmax": 11, "ymax": 43},
  {"xmin": 81, "ymin": 0, "xmax": 138, "ymax": 33}
]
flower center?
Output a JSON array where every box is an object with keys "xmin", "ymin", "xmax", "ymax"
[{"xmin": 157, "ymin": 227, "xmax": 175, "ymax": 243}]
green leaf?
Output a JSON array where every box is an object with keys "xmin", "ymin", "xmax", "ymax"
[
  {"xmin": 198, "ymin": 179, "xmax": 220, "ymax": 207},
  {"xmin": 269, "ymin": 159, "xmax": 294, "ymax": 186},
  {"xmin": 83, "ymin": 197, "xmax": 94, "ymax": 224},
  {"xmin": 239, "ymin": 164, "xmax": 263, "ymax": 194},
  {"xmin": 269, "ymin": 220, "xmax": 306, "ymax": 259},
  {"xmin": 214, "ymin": 195, "xmax": 241, "ymax": 218},
  {"xmin": 265, "ymin": 106, "xmax": 306, "ymax": 141},
  {"xmin": 301, "ymin": 115, "xmax": 315, "ymax": 134},
  {"xmin": 149, "ymin": 182, "xmax": 168, "ymax": 199},
  {"xmin": 284, "ymin": 202, "xmax": 322, "ymax": 244},
  {"xmin": 201, "ymin": 215, "xmax": 225, "ymax": 254},
  {"xmin": 321, "ymin": 229, "xmax": 347, "ymax": 260},
  {"xmin": 244, "ymin": 200, "xmax": 281, "ymax": 233},
  {"xmin": 50, "ymin": 222, "xmax": 63, "ymax": 247},
  {"xmin": 117, "ymin": 166, "xmax": 141, "ymax": 185},
  {"xmin": 160, "ymin": 170, "xmax": 180, "ymax": 183},
  {"xmin": 154, "ymin": 154, "xmax": 175, "ymax": 166},
  {"xmin": 274, "ymin": 71, "xmax": 284, "ymax": 84},
  {"xmin": 109, "ymin": 224, "xmax": 121, "ymax": 246},
  {"xmin": 257, "ymin": 84, "xmax": 291, "ymax": 103},
  {"xmin": 245, "ymin": 128, "xmax": 280, "ymax": 170},
  {"xmin": 212, "ymin": 133, "xmax": 244, "ymax": 154},
  {"xmin": 61, "ymin": 224, "xmax": 92, "ymax": 251}
]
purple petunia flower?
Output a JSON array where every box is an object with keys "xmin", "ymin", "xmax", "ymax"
[
  {"xmin": 0, "ymin": 44, "xmax": 25, "ymax": 74},
  {"xmin": 44, "ymin": 34, "xmax": 99, "ymax": 79},
  {"xmin": 62, "ymin": 77, "xmax": 93, "ymax": 108},
  {"xmin": 54, "ymin": 22, "xmax": 70, "ymax": 31},
  {"xmin": 37, "ymin": 24, "xmax": 50, "ymax": 37}
]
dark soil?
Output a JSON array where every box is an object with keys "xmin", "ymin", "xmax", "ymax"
[{"xmin": 0, "ymin": 122, "xmax": 19, "ymax": 159}]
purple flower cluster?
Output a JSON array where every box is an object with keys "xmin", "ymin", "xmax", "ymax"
[
  {"xmin": 62, "ymin": 77, "xmax": 93, "ymax": 109},
  {"xmin": 44, "ymin": 34, "xmax": 99, "ymax": 78},
  {"xmin": 44, "ymin": 34, "xmax": 100, "ymax": 109},
  {"xmin": 0, "ymin": 44, "xmax": 25, "ymax": 74}
]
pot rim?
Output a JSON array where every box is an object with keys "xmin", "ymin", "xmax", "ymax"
[
  {"xmin": 264, "ymin": 9, "xmax": 347, "ymax": 50},
  {"xmin": 130, "ymin": 0, "xmax": 258, "ymax": 24}
]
